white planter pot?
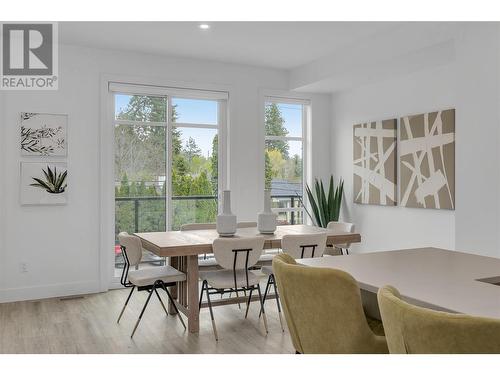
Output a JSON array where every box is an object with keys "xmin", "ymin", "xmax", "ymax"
[
  {"xmin": 217, "ymin": 190, "xmax": 237, "ymax": 236},
  {"xmin": 258, "ymin": 189, "xmax": 277, "ymax": 234}
]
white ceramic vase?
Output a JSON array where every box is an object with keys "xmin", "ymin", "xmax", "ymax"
[
  {"xmin": 217, "ymin": 190, "xmax": 237, "ymax": 236},
  {"xmin": 258, "ymin": 189, "xmax": 277, "ymax": 234}
]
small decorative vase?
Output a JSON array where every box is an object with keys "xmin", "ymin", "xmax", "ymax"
[
  {"xmin": 258, "ymin": 189, "xmax": 277, "ymax": 234},
  {"xmin": 217, "ymin": 190, "xmax": 237, "ymax": 237}
]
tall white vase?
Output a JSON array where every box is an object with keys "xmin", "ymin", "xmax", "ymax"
[
  {"xmin": 258, "ymin": 189, "xmax": 277, "ymax": 234},
  {"xmin": 217, "ymin": 190, "xmax": 237, "ymax": 236}
]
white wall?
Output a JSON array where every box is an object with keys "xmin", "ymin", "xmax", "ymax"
[
  {"xmin": 0, "ymin": 44, "xmax": 331, "ymax": 302},
  {"xmin": 330, "ymin": 24, "xmax": 500, "ymax": 257}
]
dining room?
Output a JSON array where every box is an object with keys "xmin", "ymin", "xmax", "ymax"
[{"xmin": 2, "ymin": 2, "xmax": 500, "ymax": 371}]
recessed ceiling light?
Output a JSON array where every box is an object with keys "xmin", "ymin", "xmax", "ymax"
[{"xmin": 199, "ymin": 24, "xmax": 210, "ymax": 30}]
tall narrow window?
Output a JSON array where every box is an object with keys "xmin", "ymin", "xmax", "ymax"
[
  {"xmin": 112, "ymin": 84, "xmax": 226, "ymax": 273},
  {"xmin": 170, "ymin": 98, "xmax": 219, "ymax": 230},
  {"xmin": 264, "ymin": 98, "xmax": 308, "ymax": 225}
]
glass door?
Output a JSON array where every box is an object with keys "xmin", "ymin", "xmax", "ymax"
[
  {"xmin": 114, "ymin": 94, "xmax": 168, "ymax": 274},
  {"xmin": 112, "ymin": 87, "xmax": 226, "ymax": 276},
  {"xmin": 169, "ymin": 97, "xmax": 220, "ymax": 230}
]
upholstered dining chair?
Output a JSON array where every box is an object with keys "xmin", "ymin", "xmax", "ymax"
[
  {"xmin": 199, "ymin": 236, "xmax": 267, "ymax": 341},
  {"xmin": 260, "ymin": 233, "xmax": 328, "ymax": 332},
  {"xmin": 326, "ymin": 221, "xmax": 355, "ymax": 255},
  {"xmin": 181, "ymin": 222, "xmax": 258, "ymax": 268},
  {"xmin": 117, "ymin": 232, "xmax": 186, "ymax": 338},
  {"xmin": 378, "ymin": 285, "xmax": 500, "ymax": 354},
  {"xmin": 273, "ymin": 253, "xmax": 388, "ymax": 354},
  {"xmin": 181, "ymin": 223, "xmax": 218, "ymax": 268}
]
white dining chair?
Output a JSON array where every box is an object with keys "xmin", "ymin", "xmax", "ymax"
[
  {"xmin": 198, "ymin": 236, "xmax": 267, "ymax": 341},
  {"xmin": 326, "ymin": 221, "xmax": 355, "ymax": 255},
  {"xmin": 181, "ymin": 223, "xmax": 218, "ymax": 267},
  {"xmin": 117, "ymin": 232, "xmax": 187, "ymax": 338},
  {"xmin": 180, "ymin": 222, "xmax": 258, "ymax": 268},
  {"xmin": 260, "ymin": 233, "xmax": 328, "ymax": 331}
]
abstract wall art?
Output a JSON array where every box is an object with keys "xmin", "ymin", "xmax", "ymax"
[
  {"xmin": 399, "ymin": 109, "xmax": 455, "ymax": 210},
  {"xmin": 20, "ymin": 162, "xmax": 68, "ymax": 205},
  {"xmin": 353, "ymin": 119, "xmax": 397, "ymax": 206},
  {"xmin": 20, "ymin": 112, "xmax": 67, "ymax": 156}
]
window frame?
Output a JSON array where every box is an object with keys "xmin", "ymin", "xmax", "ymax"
[
  {"xmin": 112, "ymin": 91, "xmax": 226, "ymax": 231},
  {"xmin": 263, "ymin": 96, "xmax": 310, "ymax": 225},
  {"xmin": 101, "ymin": 77, "xmax": 231, "ymax": 290}
]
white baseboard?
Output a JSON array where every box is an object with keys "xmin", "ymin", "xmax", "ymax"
[{"xmin": 0, "ymin": 280, "xmax": 102, "ymax": 303}]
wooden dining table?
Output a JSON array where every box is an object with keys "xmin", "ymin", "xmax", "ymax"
[{"xmin": 135, "ymin": 224, "xmax": 361, "ymax": 333}]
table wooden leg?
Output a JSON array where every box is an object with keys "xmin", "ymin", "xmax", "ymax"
[
  {"xmin": 187, "ymin": 254, "xmax": 200, "ymax": 333},
  {"xmin": 168, "ymin": 256, "xmax": 179, "ymax": 314}
]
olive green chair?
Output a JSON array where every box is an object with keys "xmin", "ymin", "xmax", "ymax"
[
  {"xmin": 272, "ymin": 253, "xmax": 388, "ymax": 354},
  {"xmin": 378, "ymin": 285, "xmax": 500, "ymax": 354}
]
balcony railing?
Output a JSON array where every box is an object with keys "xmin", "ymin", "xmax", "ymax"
[{"xmin": 115, "ymin": 194, "xmax": 302, "ymax": 235}]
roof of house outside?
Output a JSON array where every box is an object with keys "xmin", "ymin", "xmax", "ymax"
[{"xmin": 270, "ymin": 179, "xmax": 302, "ymax": 198}]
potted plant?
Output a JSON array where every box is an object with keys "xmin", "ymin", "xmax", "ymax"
[
  {"xmin": 299, "ymin": 175, "xmax": 344, "ymax": 228},
  {"xmin": 30, "ymin": 165, "xmax": 68, "ymax": 194}
]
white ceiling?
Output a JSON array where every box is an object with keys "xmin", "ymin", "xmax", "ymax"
[{"xmin": 59, "ymin": 22, "xmax": 401, "ymax": 69}]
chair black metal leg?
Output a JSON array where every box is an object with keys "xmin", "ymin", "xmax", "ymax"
[
  {"xmin": 271, "ymin": 275, "xmax": 285, "ymax": 332},
  {"xmin": 131, "ymin": 286, "xmax": 154, "ymax": 338},
  {"xmin": 259, "ymin": 275, "xmax": 272, "ymax": 318},
  {"xmin": 199, "ymin": 280, "xmax": 205, "ymax": 309},
  {"xmin": 244, "ymin": 288, "xmax": 253, "ymax": 319},
  {"xmin": 160, "ymin": 281, "xmax": 186, "ymax": 330},
  {"xmin": 154, "ymin": 288, "xmax": 169, "ymax": 316},
  {"xmin": 235, "ymin": 288, "xmax": 241, "ymax": 309},
  {"xmin": 256, "ymin": 284, "xmax": 269, "ymax": 334},
  {"xmin": 117, "ymin": 286, "xmax": 135, "ymax": 323},
  {"xmin": 205, "ymin": 283, "xmax": 218, "ymax": 341},
  {"xmin": 345, "ymin": 248, "xmax": 349, "ymax": 255}
]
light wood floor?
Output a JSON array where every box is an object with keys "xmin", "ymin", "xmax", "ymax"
[{"xmin": 0, "ymin": 286, "xmax": 294, "ymax": 354}]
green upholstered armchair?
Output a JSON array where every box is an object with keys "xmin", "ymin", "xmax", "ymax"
[
  {"xmin": 378, "ymin": 285, "xmax": 500, "ymax": 354},
  {"xmin": 272, "ymin": 253, "xmax": 388, "ymax": 354}
]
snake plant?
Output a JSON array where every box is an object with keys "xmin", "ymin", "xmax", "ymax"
[
  {"xmin": 302, "ymin": 175, "xmax": 344, "ymax": 228},
  {"xmin": 30, "ymin": 166, "xmax": 68, "ymax": 194}
]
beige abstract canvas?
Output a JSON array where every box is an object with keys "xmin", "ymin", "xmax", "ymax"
[
  {"xmin": 400, "ymin": 109, "xmax": 455, "ymax": 210},
  {"xmin": 353, "ymin": 119, "xmax": 397, "ymax": 206}
]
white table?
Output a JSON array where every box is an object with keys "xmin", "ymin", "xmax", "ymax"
[{"xmin": 298, "ymin": 247, "xmax": 500, "ymax": 319}]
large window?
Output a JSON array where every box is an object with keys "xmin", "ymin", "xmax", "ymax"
[
  {"xmin": 112, "ymin": 84, "xmax": 226, "ymax": 272},
  {"xmin": 264, "ymin": 98, "xmax": 308, "ymax": 225}
]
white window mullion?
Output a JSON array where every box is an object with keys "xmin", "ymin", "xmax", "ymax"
[
  {"xmin": 166, "ymin": 96, "xmax": 173, "ymax": 231},
  {"xmin": 265, "ymin": 135, "xmax": 302, "ymax": 142},
  {"xmin": 114, "ymin": 119, "xmax": 167, "ymax": 127},
  {"xmin": 266, "ymin": 96, "xmax": 311, "ymax": 106},
  {"xmin": 173, "ymin": 123, "xmax": 218, "ymax": 130},
  {"xmin": 217, "ymin": 99, "xmax": 228, "ymax": 194}
]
